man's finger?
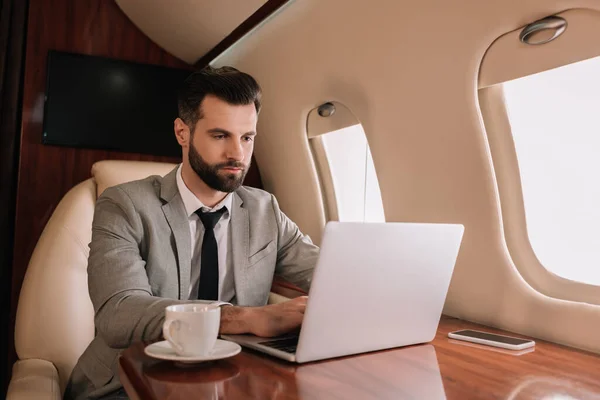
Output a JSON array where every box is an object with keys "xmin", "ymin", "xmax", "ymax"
[
  {"xmin": 290, "ymin": 296, "xmax": 308, "ymax": 305},
  {"xmin": 283, "ymin": 301, "xmax": 307, "ymax": 313}
]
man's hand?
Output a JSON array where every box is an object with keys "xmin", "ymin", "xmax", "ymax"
[
  {"xmin": 248, "ymin": 296, "xmax": 307, "ymax": 337},
  {"xmin": 219, "ymin": 296, "xmax": 307, "ymax": 337}
]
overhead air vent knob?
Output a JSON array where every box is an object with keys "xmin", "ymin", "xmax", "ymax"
[
  {"xmin": 318, "ymin": 102, "xmax": 336, "ymax": 117},
  {"xmin": 520, "ymin": 16, "xmax": 567, "ymax": 45}
]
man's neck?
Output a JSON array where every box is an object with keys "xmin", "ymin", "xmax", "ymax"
[{"xmin": 181, "ymin": 164, "xmax": 227, "ymax": 208}]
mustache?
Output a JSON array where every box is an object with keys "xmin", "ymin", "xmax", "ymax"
[{"xmin": 216, "ymin": 161, "xmax": 246, "ymax": 169}]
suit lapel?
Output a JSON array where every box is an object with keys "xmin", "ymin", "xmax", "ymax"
[
  {"xmin": 160, "ymin": 168, "xmax": 191, "ymax": 300},
  {"xmin": 231, "ymin": 192, "xmax": 249, "ymax": 305}
]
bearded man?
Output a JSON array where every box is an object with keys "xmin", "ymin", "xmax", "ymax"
[{"xmin": 64, "ymin": 66, "xmax": 318, "ymax": 400}]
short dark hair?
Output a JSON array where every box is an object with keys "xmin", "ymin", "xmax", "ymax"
[{"xmin": 178, "ymin": 66, "xmax": 262, "ymax": 132}]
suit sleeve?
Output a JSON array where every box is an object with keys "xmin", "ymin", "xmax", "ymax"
[
  {"xmin": 271, "ymin": 194, "xmax": 319, "ymax": 292},
  {"xmin": 88, "ymin": 187, "xmax": 186, "ymax": 349}
]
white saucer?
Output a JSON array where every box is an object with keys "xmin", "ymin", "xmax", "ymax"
[{"xmin": 144, "ymin": 339, "xmax": 241, "ymax": 364}]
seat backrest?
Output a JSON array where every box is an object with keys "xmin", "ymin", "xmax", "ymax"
[{"xmin": 14, "ymin": 160, "xmax": 177, "ymax": 392}]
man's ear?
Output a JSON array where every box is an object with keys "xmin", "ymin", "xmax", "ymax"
[{"xmin": 174, "ymin": 118, "xmax": 191, "ymax": 147}]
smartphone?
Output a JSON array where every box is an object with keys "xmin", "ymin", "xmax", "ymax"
[{"xmin": 448, "ymin": 329, "xmax": 535, "ymax": 350}]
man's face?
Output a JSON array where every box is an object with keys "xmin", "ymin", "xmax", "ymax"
[{"xmin": 186, "ymin": 95, "xmax": 257, "ymax": 192}]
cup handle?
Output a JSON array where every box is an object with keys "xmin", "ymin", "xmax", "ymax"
[{"xmin": 163, "ymin": 319, "xmax": 185, "ymax": 354}]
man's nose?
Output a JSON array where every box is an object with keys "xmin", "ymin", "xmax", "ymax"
[{"xmin": 226, "ymin": 139, "xmax": 245, "ymax": 161}]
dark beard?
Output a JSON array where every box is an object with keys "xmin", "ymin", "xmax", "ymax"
[{"xmin": 188, "ymin": 142, "xmax": 249, "ymax": 192}]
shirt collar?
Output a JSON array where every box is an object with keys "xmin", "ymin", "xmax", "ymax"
[{"xmin": 176, "ymin": 164, "xmax": 233, "ymax": 217}]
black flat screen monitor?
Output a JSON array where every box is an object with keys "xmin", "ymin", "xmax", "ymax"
[{"xmin": 43, "ymin": 50, "xmax": 191, "ymax": 157}]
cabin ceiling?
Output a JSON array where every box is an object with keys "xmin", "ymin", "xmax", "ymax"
[{"xmin": 114, "ymin": 0, "xmax": 268, "ymax": 64}]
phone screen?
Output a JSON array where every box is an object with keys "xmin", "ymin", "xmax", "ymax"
[{"xmin": 453, "ymin": 330, "xmax": 532, "ymax": 345}]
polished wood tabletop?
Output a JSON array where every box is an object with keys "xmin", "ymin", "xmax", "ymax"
[{"xmin": 119, "ymin": 316, "xmax": 600, "ymax": 399}]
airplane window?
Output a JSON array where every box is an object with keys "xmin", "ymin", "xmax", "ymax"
[
  {"xmin": 319, "ymin": 124, "xmax": 385, "ymax": 222},
  {"xmin": 502, "ymin": 56, "xmax": 600, "ymax": 285}
]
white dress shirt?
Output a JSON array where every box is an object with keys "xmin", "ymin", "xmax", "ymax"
[{"xmin": 176, "ymin": 165, "xmax": 235, "ymax": 302}]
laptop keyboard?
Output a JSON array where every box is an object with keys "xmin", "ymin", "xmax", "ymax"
[{"xmin": 258, "ymin": 334, "xmax": 299, "ymax": 354}]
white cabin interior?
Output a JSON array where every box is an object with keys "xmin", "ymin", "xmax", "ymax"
[{"xmin": 2, "ymin": 0, "xmax": 600, "ymax": 398}]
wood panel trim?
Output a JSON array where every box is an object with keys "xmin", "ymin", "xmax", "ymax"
[
  {"xmin": 0, "ymin": 0, "xmax": 29, "ymax": 393},
  {"xmin": 194, "ymin": 0, "xmax": 290, "ymax": 68}
]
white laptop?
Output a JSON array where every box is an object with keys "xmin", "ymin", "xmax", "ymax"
[{"xmin": 221, "ymin": 221, "xmax": 464, "ymax": 363}]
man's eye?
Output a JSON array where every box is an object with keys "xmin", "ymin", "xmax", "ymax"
[
  {"xmin": 214, "ymin": 135, "xmax": 226, "ymax": 140},
  {"xmin": 243, "ymin": 136, "xmax": 254, "ymax": 142}
]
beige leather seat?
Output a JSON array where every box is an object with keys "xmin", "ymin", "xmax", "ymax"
[{"xmin": 6, "ymin": 160, "xmax": 289, "ymax": 400}]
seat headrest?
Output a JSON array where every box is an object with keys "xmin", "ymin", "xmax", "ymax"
[{"xmin": 91, "ymin": 160, "xmax": 178, "ymax": 198}]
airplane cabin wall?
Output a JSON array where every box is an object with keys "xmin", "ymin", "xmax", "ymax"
[{"xmin": 213, "ymin": 0, "xmax": 600, "ymax": 353}]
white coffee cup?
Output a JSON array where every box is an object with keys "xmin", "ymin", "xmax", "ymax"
[{"xmin": 162, "ymin": 303, "xmax": 221, "ymax": 357}]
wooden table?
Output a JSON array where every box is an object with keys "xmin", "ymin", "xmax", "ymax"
[{"xmin": 119, "ymin": 316, "xmax": 600, "ymax": 399}]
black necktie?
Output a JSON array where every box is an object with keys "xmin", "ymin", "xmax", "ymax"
[{"xmin": 196, "ymin": 207, "xmax": 226, "ymax": 300}]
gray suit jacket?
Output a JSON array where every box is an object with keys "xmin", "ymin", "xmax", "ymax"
[{"xmin": 65, "ymin": 167, "xmax": 319, "ymax": 399}]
